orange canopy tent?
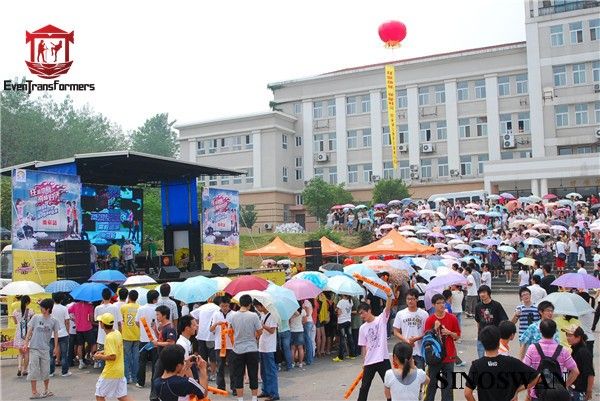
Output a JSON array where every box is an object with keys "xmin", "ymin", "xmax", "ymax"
[
  {"xmin": 320, "ymin": 236, "xmax": 352, "ymax": 256},
  {"xmin": 243, "ymin": 236, "xmax": 305, "ymax": 258},
  {"xmin": 348, "ymin": 230, "xmax": 436, "ymax": 256}
]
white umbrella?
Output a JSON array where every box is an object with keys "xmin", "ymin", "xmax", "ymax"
[
  {"xmin": 448, "ymin": 239, "xmax": 464, "ymax": 246},
  {"xmin": 0, "ymin": 280, "xmax": 46, "ymax": 295},
  {"xmin": 509, "ymin": 220, "xmax": 525, "ymax": 228},
  {"xmin": 386, "ymin": 213, "xmax": 400, "ymax": 219},
  {"xmin": 565, "ymin": 192, "xmax": 582, "ymax": 199},
  {"xmin": 524, "ymin": 218, "xmax": 540, "ymax": 225},
  {"xmin": 454, "ymin": 244, "xmax": 472, "ymax": 252},
  {"xmin": 524, "ymin": 237, "xmax": 544, "ymax": 246},
  {"xmin": 123, "ymin": 275, "xmax": 157, "ymax": 286},
  {"xmin": 210, "ymin": 276, "xmax": 232, "ymax": 291},
  {"xmin": 445, "ymin": 234, "xmax": 459, "ymax": 239},
  {"xmin": 433, "ymin": 243, "xmax": 448, "ymax": 249},
  {"xmin": 416, "ymin": 229, "xmax": 431, "ymax": 235},
  {"xmin": 474, "ymin": 224, "xmax": 487, "ymax": 230},
  {"xmin": 550, "ymin": 225, "xmax": 568, "ymax": 232},
  {"xmin": 276, "ymin": 259, "xmax": 293, "ymax": 265},
  {"xmin": 498, "ymin": 245, "xmax": 517, "ymax": 253},
  {"xmin": 532, "ymin": 223, "xmax": 549, "ymax": 230},
  {"xmin": 399, "ymin": 225, "xmax": 416, "ymax": 231},
  {"xmin": 325, "ymin": 276, "xmax": 365, "ymax": 297},
  {"xmin": 487, "ymin": 194, "xmax": 501, "ymax": 200},
  {"xmin": 399, "ymin": 231, "xmax": 415, "ymax": 237},
  {"xmin": 523, "ymin": 229, "xmax": 540, "ymax": 237},
  {"xmin": 542, "ymin": 292, "xmax": 593, "ymax": 316},
  {"xmin": 234, "ymin": 290, "xmax": 280, "ymax": 321}
]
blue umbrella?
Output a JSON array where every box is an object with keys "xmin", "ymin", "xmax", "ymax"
[
  {"xmin": 486, "ymin": 211, "xmax": 502, "ymax": 218},
  {"xmin": 325, "ymin": 275, "xmax": 365, "ymax": 297},
  {"xmin": 472, "ymin": 247, "xmax": 489, "ymax": 254},
  {"xmin": 70, "ymin": 282, "xmax": 112, "ymax": 302},
  {"xmin": 343, "ymin": 264, "xmax": 378, "ymax": 279},
  {"xmin": 461, "ymin": 256, "xmax": 483, "ymax": 265},
  {"xmin": 89, "ymin": 270, "xmax": 127, "ymax": 283},
  {"xmin": 293, "ymin": 271, "xmax": 328, "ymax": 289},
  {"xmin": 322, "ymin": 270, "xmax": 351, "ymax": 278},
  {"xmin": 441, "ymin": 225, "xmax": 456, "ymax": 231},
  {"xmin": 401, "ymin": 198, "xmax": 413, "ymax": 205},
  {"xmin": 265, "ymin": 283, "xmax": 300, "ymax": 321},
  {"xmin": 45, "ymin": 280, "xmax": 80, "ymax": 293},
  {"xmin": 171, "ymin": 276, "xmax": 218, "ymax": 304}
]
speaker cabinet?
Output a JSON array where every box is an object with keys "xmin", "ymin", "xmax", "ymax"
[
  {"xmin": 57, "ymin": 265, "xmax": 91, "ymax": 283},
  {"xmin": 55, "ymin": 240, "xmax": 90, "ymax": 253},
  {"xmin": 56, "ymin": 252, "xmax": 90, "ymax": 266},
  {"xmin": 304, "ymin": 240, "xmax": 322, "ymax": 271},
  {"xmin": 211, "ymin": 263, "xmax": 229, "ymax": 276},
  {"xmin": 158, "ymin": 265, "xmax": 180, "ymax": 280}
]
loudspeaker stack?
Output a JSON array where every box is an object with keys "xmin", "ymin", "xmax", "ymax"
[
  {"xmin": 304, "ymin": 240, "xmax": 322, "ymax": 271},
  {"xmin": 55, "ymin": 240, "xmax": 91, "ymax": 283}
]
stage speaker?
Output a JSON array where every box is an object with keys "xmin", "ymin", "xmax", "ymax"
[
  {"xmin": 211, "ymin": 263, "xmax": 229, "ymax": 276},
  {"xmin": 57, "ymin": 265, "xmax": 90, "ymax": 282},
  {"xmin": 56, "ymin": 252, "xmax": 90, "ymax": 266},
  {"xmin": 159, "ymin": 255, "xmax": 174, "ymax": 268},
  {"xmin": 55, "ymin": 240, "xmax": 90, "ymax": 253},
  {"xmin": 304, "ymin": 240, "xmax": 322, "ymax": 271},
  {"xmin": 158, "ymin": 266, "xmax": 180, "ymax": 280}
]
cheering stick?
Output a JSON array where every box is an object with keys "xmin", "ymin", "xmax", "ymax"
[
  {"xmin": 140, "ymin": 317, "xmax": 155, "ymax": 351},
  {"xmin": 344, "ymin": 369, "xmax": 364, "ymax": 399},
  {"xmin": 353, "ymin": 273, "xmax": 392, "ymax": 295},
  {"xmin": 218, "ymin": 322, "xmax": 228, "ymax": 357}
]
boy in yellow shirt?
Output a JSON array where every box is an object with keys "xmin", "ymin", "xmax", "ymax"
[{"xmin": 120, "ymin": 290, "xmax": 140, "ymax": 385}]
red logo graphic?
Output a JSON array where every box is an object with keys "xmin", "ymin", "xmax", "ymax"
[{"xmin": 25, "ymin": 25, "xmax": 74, "ymax": 79}]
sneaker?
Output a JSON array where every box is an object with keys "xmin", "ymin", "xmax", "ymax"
[
  {"xmin": 127, "ymin": 379, "xmax": 133, "ymax": 384},
  {"xmin": 61, "ymin": 372, "xmax": 72, "ymax": 377},
  {"xmin": 297, "ymin": 363, "xmax": 304, "ymax": 368},
  {"xmin": 349, "ymin": 356, "xmax": 356, "ymax": 360},
  {"xmin": 78, "ymin": 361, "xmax": 85, "ymax": 369},
  {"xmin": 208, "ymin": 374, "xmax": 216, "ymax": 382},
  {"xmin": 135, "ymin": 383, "xmax": 143, "ymax": 388},
  {"xmin": 456, "ymin": 361, "xmax": 466, "ymax": 367},
  {"xmin": 49, "ymin": 373, "xmax": 55, "ymax": 377},
  {"xmin": 332, "ymin": 357, "xmax": 343, "ymax": 362}
]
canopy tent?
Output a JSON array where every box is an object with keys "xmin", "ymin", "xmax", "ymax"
[
  {"xmin": 243, "ymin": 236, "xmax": 305, "ymax": 258},
  {"xmin": 348, "ymin": 230, "xmax": 436, "ymax": 256},
  {"xmin": 320, "ymin": 236, "xmax": 352, "ymax": 256}
]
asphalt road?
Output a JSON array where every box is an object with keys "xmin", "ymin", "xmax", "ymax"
[{"xmin": 1, "ymin": 293, "xmax": 598, "ymax": 401}]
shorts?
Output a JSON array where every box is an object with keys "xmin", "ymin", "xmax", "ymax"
[
  {"xmin": 95, "ymin": 377, "xmax": 127, "ymax": 398},
  {"xmin": 198, "ymin": 340, "xmax": 216, "ymax": 362},
  {"xmin": 556, "ymin": 257, "xmax": 565, "ymax": 269},
  {"xmin": 291, "ymin": 331, "xmax": 305, "ymax": 346},
  {"xmin": 324, "ymin": 324, "xmax": 337, "ymax": 338},
  {"xmin": 76, "ymin": 329, "xmax": 95, "ymax": 346},
  {"xmin": 504, "ymin": 264, "xmax": 512, "ymax": 271},
  {"xmin": 27, "ymin": 348, "xmax": 50, "ymax": 381}
]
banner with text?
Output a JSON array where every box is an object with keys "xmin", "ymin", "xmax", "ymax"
[
  {"xmin": 385, "ymin": 65, "xmax": 398, "ymax": 168},
  {"xmin": 202, "ymin": 188, "xmax": 240, "ymax": 268}
]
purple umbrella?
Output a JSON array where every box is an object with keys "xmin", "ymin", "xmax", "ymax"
[
  {"xmin": 427, "ymin": 232, "xmax": 445, "ymax": 239},
  {"xmin": 551, "ymin": 273, "xmax": 600, "ymax": 290},
  {"xmin": 426, "ymin": 272, "xmax": 468, "ymax": 291},
  {"xmin": 374, "ymin": 203, "xmax": 387, "ymax": 209},
  {"xmin": 283, "ymin": 278, "xmax": 322, "ymax": 300},
  {"xmin": 443, "ymin": 251, "xmax": 462, "ymax": 259},
  {"xmin": 500, "ymin": 192, "xmax": 516, "ymax": 200},
  {"xmin": 480, "ymin": 238, "xmax": 501, "ymax": 247}
]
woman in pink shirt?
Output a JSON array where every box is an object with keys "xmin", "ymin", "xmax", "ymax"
[{"xmin": 68, "ymin": 301, "xmax": 95, "ymax": 369}]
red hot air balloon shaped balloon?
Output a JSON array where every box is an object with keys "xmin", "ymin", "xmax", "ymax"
[{"xmin": 378, "ymin": 20, "xmax": 407, "ymax": 48}]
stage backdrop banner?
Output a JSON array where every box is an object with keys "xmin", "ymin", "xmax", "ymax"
[
  {"xmin": 202, "ymin": 188, "xmax": 239, "ymax": 268},
  {"xmin": 12, "ymin": 250, "xmax": 57, "ymax": 285}
]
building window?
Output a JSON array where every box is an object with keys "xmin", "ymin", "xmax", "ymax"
[
  {"xmin": 293, "ymin": 102, "xmax": 302, "ymax": 115},
  {"xmin": 553, "ymin": 65, "xmax": 567, "ymax": 86},
  {"xmin": 197, "ymin": 140, "xmax": 205, "ymax": 155},
  {"xmin": 233, "ymin": 175, "xmax": 242, "ymax": 184},
  {"xmin": 381, "ymin": 91, "xmax": 388, "ymax": 111},
  {"xmin": 245, "ymin": 134, "xmax": 253, "ymax": 150},
  {"xmin": 397, "ymin": 124, "xmax": 408, "ymax": 144},
  {"xmin": 516, "ymin": 74, "xmax": 528, "ymax": 94},
  {"xmin": 591, "ymin": 19, "xmax": 600, "ymax": 41},
  {"xmin": 419, "ymin": 122, "xmax": 432, "ymax": 142},
  {"xmin": 573, "ymin": 63, "xmax": 586, "ymax": 84},
  {"xmin": 476, "ymin": 117, "xmax": 488, "ymax": 137},
  {"xmin": 208, "ymin": 175, "xmax": 217, "ymax": 186},
  {"xmin": 457, "ymin": 81, "xmax": 468, "ymax": 101},
  {"xmin": 551, "ymin": 25, "xmax": 564, "ymax": 46},
  {"xmin": 555, "ymin": 105, "xmax": 569, "ymax": 127},
  {"xmin": 209, "ymin": 139, "xmax": 217, "ymax": 154},
  {"xmin": 220, "ymin": 137, "xmax": 229, "ymax": 151},
  {"xmin": 221, "ymin": 176, "xmax": 229, "ymax": 186},
  {"xmin": 435, "ymin": 85, "xmax": 445, "ymax": 104},
  {"xmin": 438, "ymin": 157, "xmax": 448, "ymax": 178},
  {"xmin": 399, "ymin": 161, "xmax": 409, "ymax": 181},
  {"xmin": 361, "ymin": 95, "xmax": 370, "ymax": 113},
  {"xmin": 348, "ymin": 165, "xmax": 358, "ymax": 184},
  {"xmin": 498, "ymin": 76, "xmax": 510, "ymax": 96},
  {"xmin": 382, "ymin": 127, "xmax": 391, "ymax": 146},
  {"xmin": 313, "ymin": 101, "xmax": 323, "ymax": 119},
  {"xmin": 460, "ymin": 155, "xmax": 472, "ymax": 176},
  {"xmin": 397, "ymin": 89, "xmax": 408, "ymax": 108},
  {"xmin": 245, "ymin": 168, "xmax": 254, "ymax": 184},
  {"xmin": 329, "ymin": 167, "xmax": 337, "ymax": 184},
  {"xmin": 459, "ymin": 118, "xmax": 471, "ymax": 138},
  {"xmin": 231, "ymin": 136, "xmax": 242, "ymax": 151},
  {"xmin": 295, "ymin": 195, "xmax": 303, "ymax": 205},
  {"xmin": 362, "ymin": 164, "xmax": 372, "ymax": 183},
  {"xmin": 500, "ymin": 113, "xmax": 512, "ymax": 133},
  {"xmin": 570, "ymin": 21, "xmax": 583, "ymax": 44},
  {"xmin": 475, "ymin": 80, "xmax": 486, "ymax": 99},
  {"xmin": 501, "ymin": 152, "xmax": 513, "ymax": 160},
  {"xmin": 313, "ymin": 134, "xmax": 324, "ymax": 152},
  {"xmin": 314, "ymin": 168, "xmax": 324, "ymax": 180},
  {"xmin": 595, "ymin": 101, "xmax": 600, "ymax": 122},
  {"xmin": 295, "ymin": 136, "xmax": 302, "ymax": 147},
  {"xmin": 418, "ymin": 87, "xmax": 429, "ymax": 106},
  {"xmin": 282, "ymin": 134, "xmax": 288, "ymax": 149},
  {"xmin": 519, "ymin": 151, "xmax": 532, "ymax": 159},
  {"xmin": 327, "ymin": 99, "xmax": 336, "ymax": 117},
  {"xmin": 328, "ymin": 133, "xmax": 336, "ymax": 151},
  {"xmin": 295, "ymin": 168, "xmax": 303, "ymax": 180},
  {"xmin": 436, "ymin": 121, "xmax": 447, "ymax": 140},
  {"xmin": 517, "ymin": 112, "xmax": 530, "ymax": 133},
  {"xmin": 347, "ymin": 130, "xmax": 358, "ymax": 149},
  {"xmin": 593, "ymin": 61, "xmax": 600, "ymax": 82},
  {"xmin": 421, "ymin": 159, "xmax": 432, "ymax": 179},
  {"xmin": 383, "ymin": 161, "xmax": 394, "ymax": 179},
  {"xmin": 346, "ymin": 96, "xmax": 357, "ymax": 115},
  {"xmin": 362, "ymin": 128, "xmax": 372, "ymax": 148},
  {"xmin": 295, "ymin": 157, "xmax": 303, "ymax": 168},
  {"xmin": 477, "ymin": 154, "xmax": 488, "ymax": 175},
  {"xmin": 575, "ymin": 104, "xmax": 589, "ymax": 125},
  {"xmin": 282, "ymin": 167, "xmax": 288, "ymax": 182}
]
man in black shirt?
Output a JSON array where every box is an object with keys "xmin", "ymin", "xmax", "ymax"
[
  {"xmin": 150, "ymin": 305, "xmax": 177, "ymax": 401},
  {"xmin": 153, "ymin": 344, "xmax": 207, "ymax": 401},
  {"xmin": 474, "ymin": 286, "xmax": 508, "ymax": 358},
  {"xmin": 539, "ymin": 264, "xmax": 558, "ymax": 294},
  {"xmin": 465, "ymin": 326, "xmax": 538, "ymax": 401}
]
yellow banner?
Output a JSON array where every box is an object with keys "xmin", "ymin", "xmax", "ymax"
[
  {"xmin": 0, "ymin": 327, "xmax": 19, "ymax": 359},
  {"xmin": 203, "ymin": 244, "xmax": 240, "ymax": 269},
  {"xmin": 385, "ymin": 65, "xmax": 398, "ymax": 168},
  {"xmin": 12, "ymin": 250, "xmax": 57, "ymax": 286},
  {"xmin": 254, "ymin": 270, "xmax": 286, "ymax": 286}
]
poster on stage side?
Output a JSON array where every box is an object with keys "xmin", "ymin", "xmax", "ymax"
[
  {"xmin": 11, "ymin": 250, "xmax": 57, "ymax": 285},
  {"xmin": 201, "ymin": 188, "xmax": 240, "ymax": 268}
]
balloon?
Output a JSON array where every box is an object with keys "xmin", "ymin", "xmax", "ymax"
[{"xmin": 378, "ymin": 21, "xmax": 407, "ymax": 48}]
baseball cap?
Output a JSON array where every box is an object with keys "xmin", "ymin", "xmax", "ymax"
[{"xmin": 96, "ymin": 312, "xmax": 115, "ymax": 326}]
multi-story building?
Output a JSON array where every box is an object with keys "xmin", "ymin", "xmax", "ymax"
[{"xmin": 177, "ymin": 0, "xmax": 600, "ymax": 230}]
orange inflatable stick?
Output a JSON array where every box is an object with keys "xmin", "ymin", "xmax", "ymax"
[
  {"xmin": 344, "ymin": 369, "xmax": 364, "ymax": 399},
  {"xmin": 208, "ymin": 386, "xmax": 228, "ymax": 395},
  {"xmin": 140, "ymin": 317, "xmax": 155, "ymax": 341},
  {"xmin": 218, "ymin": 322, "xmax": 228, "ymax": 358},
  {"xmin": 353, "ymin": 274, "xmax": 392, "ymax": 295}
]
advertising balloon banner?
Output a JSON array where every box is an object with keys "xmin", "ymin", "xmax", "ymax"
[
  {"xmin": 385, "ymin": 65, "xmax": 398, "ymax": 168},
  {"xmin": 202, "ymin": 188, "xmax": 240, "ymax": 268}
]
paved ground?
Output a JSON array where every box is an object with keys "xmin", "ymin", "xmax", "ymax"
[{"xmin": 1, "ymin": 293, "xmax": 599, "ymax": 401}]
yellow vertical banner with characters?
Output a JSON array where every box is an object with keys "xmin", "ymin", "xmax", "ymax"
[
  {"xmin": 385, "ymin": 65, "xmax": 398, "ymax": 168},
  {"xmin": 12, "ymin": 250, "xmax": 57, "ymax": 285},
  {"xmin": 202, "ymin": 188, "xmax": 240, "ymax": 268}
]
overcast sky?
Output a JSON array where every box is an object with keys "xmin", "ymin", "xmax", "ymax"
[{"xmin": 1, "ymin": 0, "xmax": 526, "ymax": 132}]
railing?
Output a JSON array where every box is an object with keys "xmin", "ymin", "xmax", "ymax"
[{"xmin": 538, "ymin": 1, "xmax": 599, "ymax": 16}]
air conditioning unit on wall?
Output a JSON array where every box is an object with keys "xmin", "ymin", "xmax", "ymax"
[
  {"xmin": 420, "ymin": 143, "xmax": 434, "ymax": 153},
  {"xmin": 316, "ymin": 152, "xmax": 328, "ymax": 162},
  {"xmin": 398, "ymin": 144, "xmax": 408, "ymax": 152},
  {"xmin": 502, "ymin": 133, "xmax": 516, "ymax": 149},
  {"xmin": 264, "ymin": 223, "xmax": 272, "ymax": 230}
]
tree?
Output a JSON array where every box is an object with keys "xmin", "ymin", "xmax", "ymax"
[
  {"xmin": 0, "ymin": 177, "xmax": 11, "ymax": 229},
  {"xmin": 372, "ymin": 178, "xmax": 410, "ymax": 204},
  {"xmin": 240, "ymin": 205, "xmax": 258, "ymax": 229},
  {"xmin": 143, "ymin": 187, "xmax": 163, "ymax": 242},
  {"xmin": 302, "ymin": 177, "xmax": 353, "ymax": 224},
  {"xmin": 129, "ymin": 113, "xmax": 179, "ymax": 157}
]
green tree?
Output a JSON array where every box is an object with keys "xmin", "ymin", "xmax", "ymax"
[
  {"xmin": 240, "ymin": 205, "xmax": 258, "ymax": 229},
  {"xmin": 130, "ymin": 113, "xmax": 179, "ymax": 157},
  {"xmin": 0, "ymin": 177, "xmax": 11, "ymax": 229},
  {"xmin": 302, "ymin": 177, "xmax": 353, "ymax": 224},
  {"xmin": 143, "ymin": 187, "xmax": 163, "ymax": 242},
  {"xmin": 372, "ymin": 178, "xmax": 410, "ymax": 204}
]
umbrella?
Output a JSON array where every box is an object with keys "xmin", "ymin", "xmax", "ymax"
[
  {"xmin": 359, "ymin": 275, "xmax": 392, "ymax": 300},
  {"xmin": 517, "ymin": 257, "xmax": 537, "ymax": 267},
  {"xmin": 343, "ymin": 264, "xmax": 378, "ymax": 279},
  {"xmin": 500, "ymin": 192, "xmax": 515, "ymax": 200},
  {"xmin": 557, "ymin": 199, "xmax": 574, "ymax": 207},
  {"xmin": 355, "ymin": 204, "xmax": 367, "ymax": 209},
  {"xmin": 379, "ymin": 224, "xmax": 394, "ymax": 230},
  {"xmin": 294, "ymin": 271, "xmax": 328, "ymax": 289},
  {"xmin": 454, "ymin": 244, "xmax": 472, "ymax": 252},
  {"xmin": 89, "ymin": 270, "xmax": 127, "ymax": 283},
  {"xmin": 363, "ymin": 259, "xmax": 392, "ymax": 270},
  {"xmin": 480, "ymin": 238, "xmax": 501, "ymax": 247},
  {"xmin": 523, "ymin": 237, "xmax": 544, "ymax": 246},
  {"xmin": 549, "ymin": 220, "xmax": 568, "ymax": 228},
  {"xmin": 523, "ymin": 229, "xmax": 540, "ymax": 236},
  {"xmin": 234, "ymin": 290, "xmax": 280, "ymax": 320},
  {"xmin": 387, "ymin": 200, "xmax": 402, "ymax": 206},
  {"xmin": 565, "ymin": 192, "xmax": 582, "ymax": 199},
  {"xmin": 128, "ymin": 287, "xmax": 149, "ymax": 305},
  {"xmin": 426, "ymin": 272, "xmax": 468, "ymax": 291},
  {"xmin": 265, "ymin": 283, "xmax": 301, "ymax": 320},
  {"xmin": 474, "ymin": 224, "xmax": 488, "ymax": 230},
  {"xmin": 261, "ymin": 259, "xmax": 277, "ymax": 266},
  {"xmin": 325, "ymin": 275, "xmax": 365, "ymax": 297},
  {"xmin": 543, "ymin": 194, "xmax": 557, "ymax": 200},
  {"xmin": 441, "ymin": 225, "xmax": 455, "ymax": 231},
  {"xmin": 472, "ymin": 247, "xmax": 489, "ymax": 254},
  {"xmin": 541, "ymin": 292, "xmax": 594, "ymax": 316},
  {"xmin": 386, "ymin": 213, "xmax": 400, "ymax": 219},
  {"xmin": 591, "ymin": 204, "xmax": 600, "ymax": 211},
  {"xmin": 448, "ymin": 239, "xmax": 464, "ymax": 246},
  {"xmin": 45, "ymin": 280, "xmax": 80, "ymax": 293},
  {"xmin": 172, "ymin": 276, "xmax": 218, "ymax": 304},
  {"xmin": 486, "ymin": 211, "xmax": 502, "ymax": 218},
  {"xmin": 331, "ymin": 205, "xmax": 342, "ymax": 210},
  {"xmin": 524, "ymin": 218, "xmax": 540, "ymax": 225},
  {"xmin": 401, "ymin": 198, "xmax": 413, "ymax": 204},
  {"xmin": 342, "ymin": 203, "xmax": 356, "ymax": 209},
  {"xmin": 0, "ymin": 280, "xmax": 46, "ymax": 296},
  {"xmin": 283, "ymin": 279, "xmax": 322, "ymax": 300},
  {"xmin": 320, "ymin": 262, "xmax": 344, "ymax": 272},
  {"xmin": 417, "ymin": 269, "xmax": 436, "ymax": 282},
  {"xmin": 443, "ymin": 251, "xmax": 462, "ymax": 259},
  {"xmin": 555, "ymin": 208, "xmax": 572, "ymax": 215},
  {"xmin": 474, "ymin": 211, "xmax": 487, "ymax": 216},
  {"xmin": 465, "ymin": 203, "xmax": 481, "ymax": 209},
  {"xmin": 487, "ymin": 194, "xmax": 501, "ymax": 200},
  {"xmin": 533, "ymin": 223, "xmax": 550, "ymax": 230},
  {"xmin": 498, "ymin": 245, "xmax": 517, "ymax": 253},
  {"xmin": 224, "ymin": 275, "xmax": 269, "ymax": 296},
  {"xmin": 276, "ymin": 259, "xmax": 293, "ymax": 266},
  {"xmin": 154, "ymin": 281, "xmax": 183, "ymax": 293},
  {"xmin": 123, "ymin": 275, "xmax": 156, "ymax": 286},
  {"xmin": 461, "ymin": 256, "xmax": 483, "ymax": 265},
  {"xmin": 399, "ymin": 225, "xmax": 416, "ymax": 231},
  {"xmin": 551, "ymin": 273, "xmax": 600, "ymax": 290},
  {"xmin": 387, "ymin": 259, "xmax": 416, "ymax": 275},
  {"xmin": 427, "ymin": 232, "xmax": 445, "ymax": 239},
  {"xmin": 70, "ymin": 282, "xmax": 112, "ymax": 302},
  {"xmin": 374, "ymin": 203, "xmax": 387, "ymax": 209},
  {"xmin": 434, "ymin": 243, "xmax": 448, "ymax": 249}
]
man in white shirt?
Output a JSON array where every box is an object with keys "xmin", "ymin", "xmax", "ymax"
[
  {"xmin": 576, "ymin": 260, "xmax": 587, "ymax": 275},
  {"xmin": 156, "ymin": 283, "xmax": 179, "ymax": 329},
  {"xmin": 333, "ymin": 295, "xmax": 355, "ymax": 362},
  {"xmin": 567, "ymin": 235, "xmax": 579, "ymax": 270},
  {"xmin": 93, "ymin": 288, "xmax": 122, "ymax": 369},
  {"xmin": 209, "ymin": 296, "xmax": 236, "ymax": 394},
  {"xmin": 481, "ymin": 264, "xmax": 492, "ymax": 289},
  {"xmin": 134, "ymin": 289, "xmax": 159, "ymax": 388},
  {"xmin": 465, "ymin": 266, "xmax": 478, "ymax": 318},
  {"xmin": 176, "ymin": 315, "xmax": 198, "ymax": 358},
  {"xmin": 122, "ymin": 240, "xmax": 136, "ymax": 273},
  {"xmin": 255, "ymin": 300, "xmax": 279, "ymax": 401},
  {"xmin": 191, "ymin": 300, "xmax": 219, "ymax": 381},
  {"xmin": 49, "ymin": 293, "xmax": 71, "ymax": 377},
  {"xmin": 392, "ymin": 289, "xmax": 429, "ymax": 369},
  {"xmin": 526, "ymin": 274, "xmax": 547, "ymax": 304}
]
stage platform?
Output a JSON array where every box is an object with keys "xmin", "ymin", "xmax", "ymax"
[{"xmin": 148, "ymin": 266, "xmax": 286, "ymax": 284}]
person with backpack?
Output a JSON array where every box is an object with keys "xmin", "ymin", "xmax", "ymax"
[
  {"xmin": 392, "ymin": 289, "xmax": 429, "ymax": 369},
  {"xmin": 423, "ymin": 293, "xmax": 461, "ymax": 401},
  {"xmin": 564, "ymin": 325, "xmax": 595, "ymax": 401},
  {"xmin": 518, "ymin": 301, "xmax": 560, "ymax": 359},
  {"xmin": 465, "ymin": 326, "xmax": 538, "ymax": 401},
  {"xmin": 523, "ymin": 319, "xmax": 579, "ymax": 401},
  {"xmin": 384, "ymin": 341, "xmax": 429, "ymax": 401}
]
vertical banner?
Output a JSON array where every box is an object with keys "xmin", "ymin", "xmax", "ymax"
[
  {"xmin": 385, "ymin": 65, "xmax": 398, "ymax": 168},
  {"xmin": 11, "ymin": 169, "xmax": 81, "ymax": 285},
  {"xmin": 202, "ymin": 188, "xmax": 240, "ymax": 268}
]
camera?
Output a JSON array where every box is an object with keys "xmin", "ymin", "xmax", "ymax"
[{"xmin": 189, "ymin": 355, "xmax": 197, "ymax": 363}]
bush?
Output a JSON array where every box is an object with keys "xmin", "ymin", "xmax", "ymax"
[
  {"xmin": 358, "ymin": 230, "xmax": 373, "ymax": 246},
  {"xmin": 308, "ymin": 227, "xmax": 342, "ymax": 244}
]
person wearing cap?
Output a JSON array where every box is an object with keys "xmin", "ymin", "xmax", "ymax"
[
  {"xmin": 93, "ymin": 313, "xmax": 131, "ymax": 401},
  {"xmin": 565, "ymin": 325, "xmax": 595, "ymax": 401}
]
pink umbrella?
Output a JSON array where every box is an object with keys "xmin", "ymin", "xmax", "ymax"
[
  {"xmin": 283, "ymin": 278, "xmax": 322, "ymax": 300},
  {"xmin": 224, "ymin": 275, "xmax": 269, "ymax": 296},
  {"xmin": 555, "ymin": 208, "xmax": 572, "ymax": 215},
  {"xmin": 427, "ymin": 232, "xmax": 445, "ymax": 239},
  {"xmin": 500, "ymin": 192, "xmax": 516, "ymax": 200},
  {"xmin": 543, "ymin": 194, "xmax": 557, "ymax": 200}
]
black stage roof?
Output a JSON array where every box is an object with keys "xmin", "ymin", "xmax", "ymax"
[{"xmin": 0, "ymin": 151, "xmax": 243, "ymax": 186}]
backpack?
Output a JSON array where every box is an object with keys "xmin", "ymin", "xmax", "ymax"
[
  {"xmin": 534, "ymin": 343, "xmax": 569, "ymax": 400},
  {"xmin": 421, "ymin": 329, "xmax": 445, "ymax": 366}
]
